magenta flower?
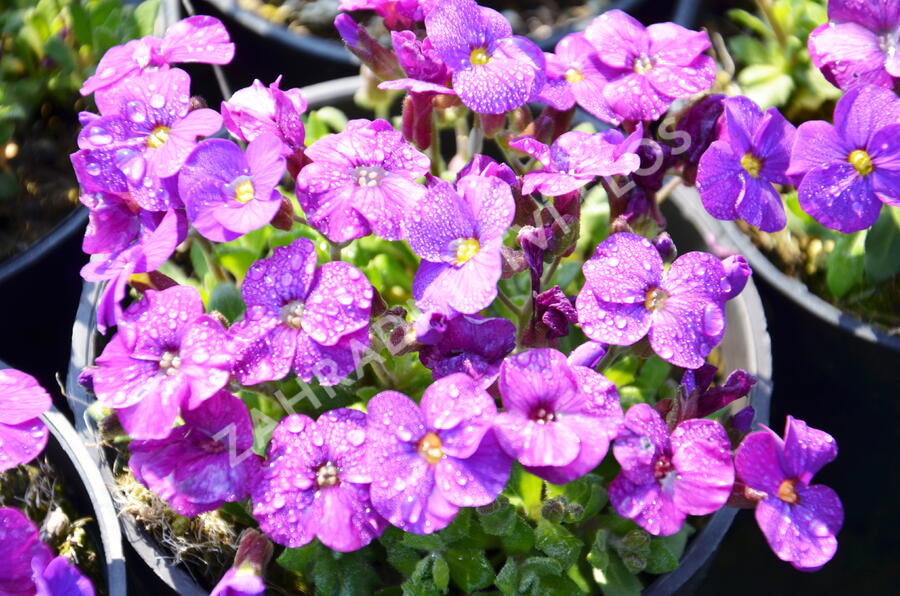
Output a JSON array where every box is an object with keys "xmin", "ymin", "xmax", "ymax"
[
  {"xmin": 340, "ymin": 0, "xmax": 424, "ymax": 31},
  {"xmin": 210, "ymin": 568, "xmax": 265, "ymax": 596},
  {"xmin": 91, "ymin": 286, "xmax": 232, "ymax": 439},
  {"xmin": 32, "ymin": 554, "xmax": 95, "ymax": 596},
  {"xmin": 576, "ymin": 233, "xmax": 734, "ymax": 369},
  {"xmin": 511, "ymin": 128, "xmax": 642, "ymax": 197},
  {"xmin": 538, "ymin": 33, "xmax": 619, "ymax": 124},
  {"xmin": 231, "ymin": 238, "xmax": 373, "ymax": 386},
  {"xmin": 252, "ymin": 409, "xmax": 387, "ymax": 551},
  {"xmin": 0, "ymin": 369, "xmax": 50, "ymax": 473},
  {"xmin": 735, "ymin": 417, "xmax": 843, "ymax": 570},
  {"xmin": 366, "ymin": 374, "xmax": 512, "ymax": 534},
  {"xmin": 696, "ymin": 96, "xmax": 796, "ymax": 232},
  {"xmin": 409, "ymin": 175, "xmax": 515, "ymax": 314},
  {"xmin": 808, "ymin": 0, "xmax": 899, "ymax": 91},
  {"xmin": 610, "ymin": 403, "xmax": 734, "ymax": 536},
  {"xmin": 584, "ymin": 10, "xmax": 716, "ymax": 122},
  {"xmin": 76, "ymin": 68, "xmax": 222, "ymax": 211},
  {"xmin": 380, "ymin": 31, "xmax": 453, "ymax": 94},
  {"xmin": 129, "ymin": 391, "xmax": 262, "ymax": 516},
  {"xmin": 179, "ymin": 134, "xmax": 286, "ymax": 241},
  {"xmin": 295, "ymin": 118, "xmax": 430, "ymax": 242},
  {"xmin": 424, "ymin": 0, "xmax": 545, "ymax": 114},
  {"xmin": 493, "ymin": 349, "xmax": 623, "ymax": 484},
  {"xmin": 82, "ymin": 15, "xmax": 234, "ymax": 99},
  {"xmin": 221, "ymin": 78, "xmax": 307, "ymax": 156},
  {"xmin": 787, "ymin": 84, "xmax": 900, "ymax": 233}
]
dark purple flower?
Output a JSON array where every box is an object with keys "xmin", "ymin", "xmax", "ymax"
[
  {"xmin": 424, "ymin": 0, "xmax": 545, "ymax": 114},
  {"xmin": 566, "ymin": 340, "xmax": 608, "ymax": 369},
  {"xmin": 91, "ymin": 286, "xmax": 232, "ymax": 439},
  {"xmin": 522, "ymin": 286, "xmax": 578, "ymax": 348},
  {"xmin": 584, "ymin": 10, "xmax": 716, "ymax": 122},
  {"xmin": 385, "ymin": 31, "xmax": 453, "ymax": 90},
  {"xmin": 721, "ymin": 254, "xmax": 752, "ymax": 300},
  {"xmin": 511, "ymin": 128, "xmax": 642, "ymax": 197},
  {"xmin": 32, "ymin": 555, "xmax": 95, "ymax": 596},
  {"xmin": 231, "ymin": 238, "xmax": 372, "ymax": 386},
  {"xmin": 676, "ymin": 94, "xmax": 726, "ymax": 186},
  {"xmin": 210, "ymin": 529, "xmax": 272, "ymax": 596},
  {"xmin": 409, "ymin": 174, "xmax": 515, "ymax": 314},
  {"xmin": 295, "ymin": 119, "xmax": 430, "ymax": 242},
  {"xmin": 735, "ymin": 416, "xmax": 843, "ymax": 570},
  {"xmin": 576, "ymin": 233, "xmax": 734, "ymax": 369},
  {"xmin": 696, "ymin": 96, "xmax": 795, "ymax": 232},
  {"xmin": 417, "ymin": 313, "xmax": 515, "ymax": 387},
  {"xmin": 366, "ymin": 374, "xmax": 512, "ymax": 534},
  {"xmin": 81, "ymin": 16, "xmax": 234, "ymax": 99},
  {"xmin": 335, "ymin": 15, "xmax": 403, "ymax": 81},
  {"xmin": 0, "ymin": 369, "xmax": 50, "ymax": 473},
  {"xmin": 787, "ymin": 84, "xmax": 900, "ymax": 232},
  {"xmin": 679, "ymin": 364, "xmax": 756, "ymax": 420},
  {"xmin": 252, "ymin": 409, "xmax": 387, "ymax": 551},
  {"xmin": 179, "ymin": 134, "xmax": 286, "ymax": 241},
  {"xmin": 221, "ymin": 77, "xmax": 307, "ymax": 156},
  {"xmin": 808, "ymin": 0, "xmax": 899, "ymax": 91},
  {"xmin": 538, "ymin": 33, "xmax": 619, "ymax": 124},
  {"xmin": 610, "ymin": 403, "xmax": 734, "ymax": 536},
  {"xmin": 129, "ymin": 391, "xmax": 262, "ymax": 516},
  {"xmin": 493, "ymin": 349, "xmax": 623, "ymax": 484}
]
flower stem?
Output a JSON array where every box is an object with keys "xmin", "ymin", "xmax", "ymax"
[
  {"xmin": 370, "ymin": 358, "xmax": 397, "ymax": 388},
  {"xmin": 541, "ymin": 256, "xmax": 561, "ymax": 289},
  {"xmin": 496, "ymin": 288, "xmax": 523, "ymax": 318},
  {"xmin": 595, "ymin": 345, "xmax": 628, "ymax": 372},
  {"xmin": 754, "ymin": 0, "xmax": 788, "ymax": 53},
  {"xmin": 329, "ymin": 240, "xmax": 349, "ymax": 262},
  {"xmin": 655, "ymin": 176, "xmax": 683, "ymax": 206}
]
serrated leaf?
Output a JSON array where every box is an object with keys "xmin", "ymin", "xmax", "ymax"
[
  {"xmin": 432, "ymin": 554, "xmax": 450, "ymax": 593},
  {"xmin": 402, "ymin": 533, "xmax": 444, "ymax": 552},
  {"xmin": 864, "ymin": 207, "xmax": 900, "ymax": 283},
  {"xmin": 553, "ymin": 473, "xmax": 607, "ymax": 520},
  {"xmin": 445, "ymin": 549, "xmax": 495, "ymax": 592},
  {"xmin": 134, "ymin": 0, "xmax": 160, "ymax": 37},
  {"xmin": 534, "ymin": 519, "xmax": 582, "ymax": 569},
  {"xmin": 438, "ymin": 508, "xmax": 471, "ymax": 544},
  {"xmin": 826, "ymin": 230, "xmax": 866, "ymax": 298}
]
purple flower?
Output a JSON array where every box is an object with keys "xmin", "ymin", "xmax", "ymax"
[
  {"xmin": 210, "ymin": 529, "xmax": 271, "ymax": 596},
  {"xmin": 91, "ymin": 286, "xmax": 232, "ymax": 439},
  {"xmin": 221, "ymin": 78, "xmax": 307, "ymax": 156},
  {"xmin": 81, "ymin": 16, "xmax": 234, "ymax": 99},
  {"xmin": 679, "ymin": 363, "xmax": 756, "ymax": 420},
  {"xmin": 493, "ymin": 349, "xmax": 623, "ymax": 484},
  {"xmin": 511, "ymin": 128, "xmax": 642, "ymax": 197},
  {"xmin": 416, "ymin": 313, "xmax": 515, "ymax": 387},
  {"xmin": 231, "ymin": 238, "xmax": 372, "ymax": 386},
  {"xmin": 335, "ymin": 15, "xmax": 403, "ymax": 81},
  {"xmin": 366, "ymin": 374, "xmax": 512, "ymax": 534},
  {"xmin": 808, "ymin": 0, "xmax": 899, "ymax": 91},
  {"xmin": 522, "ymin": 286, "xmax": 578, "ymax": 348},
  {"xmin": 787, "ymin": 84, "xmax": 900, "ymax": 232},
  {"xmin": 32, "ymin": 555, "xmax": 95, "ymax": 596},
  {"xmin": 295, "ymin": 119, "xmax": 430, "ymax": 242},
  {"xmin": 735, "ymin": 417, "xmax": 843, "ymax": 570},
  {"xmin": 129, "ymin": 391, "xmax": 262, "ymax": 516},
  {"xmin": 76, "ymin": 68, "xmax": 222, "ymax": 211},
  {"xmin": 676, "ymin": 94, "xmax": 726, "ymax": 186},
  {"xmin": 210, "ymin": 568, "xmax": 265, "ymax": 596},
  {"xmin": 179, "ymin": 134, "xmax": 286, "ymax": 241},
  {"xmin": 584, "ymin": 10, "xmax": 716, "ymax": 122},
  {"xmin": 538, "ymin": 33, "xmax": 619, "ymax": 124},
  {"xmin": 382, "ymin": 31, "xmax": 453, "ymax": 92},
  {"xmin": 576, "ymin": 233, "xmax": 734, "ymax": 369},
  {"xmin": 252, "ymin": 409, "xmax": 387, "ymax": 551},
  {"xmin": 424, "ymin": 0, "xmax": 545, "ymax": 114},
  {"xmin": 340, "ymin": 0, "xmax": 424, "ymax": 31},
  {"xmin": 0, "ymin": 369, "xmax": 50, "ymax": 473},
  {"xmin": 610, "ymin": 403, "xmax": 734, "ymax": 536},
  {"xmin": 696, "ymin": 96, "xmax": 796, "ymax": 232},
  {"xmin": 722, "ymin": 254, "xmax": 752, "ymax": 300}
]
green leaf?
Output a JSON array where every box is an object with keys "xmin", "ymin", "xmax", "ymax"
[
  {"xmin": 208, "ymin": 282, "xmax": 245, "ymax": 322},
  {"xmin": 276, "ymin": 543, "xmax": 317, "ymax": 573},
  {"xmin": 495, "ymin": 559, "xmax": 519, "ymax": 595},
  {"xmin": 534, "ymin": 519, "xmax": 583, "ymax": 569},
  {"xmin": 864, "ymin": 207, "xmax": 900, "ymax": 283},
  {"xmin": 738, "ymin": 64, "xmax": 794, "ymax": 108},
  {"xmin": 216, "ymin": 248, "xmax": 258, "ymax": 284},
  {"xmin": 587, "ymin": 529, "xmax": 610, "ymax": 571},
  {"xmin": 507, "ymin": 463, "xmax": 543, "ymax": 518},
  {"xmin": 69, "ymin": 0, "xmax": 93, "ymax": 46},
  {"xmin": 826, "ymin": 230, "xmax": 867, "ymax": 298},
  {"xmin": 656, "ymin": 523, "xmax": 694, "ymax": 562},
  {"xmin": 727, "ymin": 8, "xmax": 774, "ymax": 37},
  {"xmin": 402, "ymin": 533, "xmax": 444, "ymax": 552},
  {"xmin": 438, "ymin": 508, "xmax": 472, "ymax": 545},
  {"xmin": 190, "ymin": 241, "xmax": 211, "ymax": 280},
  {"xmin": 445, "ymin": 549, "xmax": 495, "ymax": 592},
  {"xmin": 594, "ymin": 552, "xmax": 642, "ymax": 596},
  {"xmin": 728, "ymin": 36, "xmax": 770, "ymax": 65},
  {"xmin": 645, "ymin": 539, "xmax": 679, "ymax": 574},
  {"xmin": 636, "ymin": 356, "xmax": 670, "ymax": 395},
  {"xmin": 312, "ymin": 549, "xmax": 339, "ymax": 595},
  {"xmin": 520, "ymin": 556, "xmax": 563, "ymax": 577},
  {"xmin": 554, "ymin": 473, "xmax": 607, "ymax": 520},
  {"xmin": 44, "ymin": 35, "xmax": 75, "ymax": 73},
  {"xmin": 477, "ymin": 498, "xmax": 517, "ymax": 536},
  {"xmin": 133, "ymin": 0, "xmax": 160, "ymax": 37},
  {"xmin": 500, "ymin": 514, "xmax": 535, "ymax": 554},
  {"xmin": 432, "ymin": 554, "xmax": 450, "ymax": 593}
]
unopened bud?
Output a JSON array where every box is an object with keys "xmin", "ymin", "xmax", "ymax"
[{"xmin": 541, "ymin": 497, "xmax": 567, "ymax": 523}]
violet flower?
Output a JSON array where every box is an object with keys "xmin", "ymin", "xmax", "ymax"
[
  {"xmin": 584, "ymin": 10, "xmax": 716, "ymax": 122},
  {"xmin": 808, "ymin": 0, "xmax": 899, "ymax": 91},
  {"xmin": 32, "ymin": 554, "xmax": 95, "ymax": 596},
  {"xmin": 521, "ymin": 286, "xmax": 578, "ymax": 348},
  {"xmin": 252, "ymin": 409, "xmax": 387, "ymax": 551},
  {"xmin": 366, "ymin": 374, "xmax": 512, "ymax": 534},
  {"xmin": 610, "ymin": 403, "xmax": 734, "ymax": 536},
  {"xmin": 679, "ymin": 363, "xmax": 756, "ymax": 420},
  {"xmin": 696, "ymin": 96, "xmax": 796, "ymax": 232},
  {"xmin": 91, "ymin": 286, "xmax": 232, "ymax": 439},
  {"xmin": 787, "ymin": 84, "xmax": 900, "ymax": 233},
  {"xmin": 339, "ymin": 0, "xmax": 424, "ymax": 31},
  {"xmin": 409, "ymin": 174, "xmax": 515, "ymax": 314},
  {"xmin": 129, "ymin": 391, "xmax": 262, "ymax": 516},
  {"xmin": 416, "ymin": 313, "xmax": 516, "ymax": 388},
  {"xmin": 576, "ymin": 232, "xmax": 734, "ymax": 369},
  {"xmin": 295, "ymin": 118, "xmax": 430, "ymax": 242},
  {"xmin": 0, "ymin": 369, "xmax": 50, "ymax": 473},
  {"xmin": 231, "ymin": 238, "xmax": 373, "ymax": 386},
  {"xmin": 511, "ymin": 128, "xmax": 642, "ymax": 197},
  {"xmin": 538, "ymin": 33, "xmax": 619, "ymax": 124},
  {"xmin": 221, "ymin": 77, "xmax": 307, "ymax": 157},
  {"xmin": 179, "ymin": 133, "xmax": 287, "ymax": 241},
  {"xmin": 424, "ymin": 0, "xmax": 545, "ymax": 114},
  {"xmin": 735, "ymin": 416, "xmax": 843, "ymax": 570},
  {"xmin": 493, "ymin": 348, "xmax": 623, "ymax": 484}
]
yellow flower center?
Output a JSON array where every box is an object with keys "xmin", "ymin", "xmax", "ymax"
[
  {"xmin": 847, "ymin": 149, "xmax": 873, "ymax": 176},
  {"xmin": 418, "ymin": 432, "xmax": 444, "ymax": 465},
  {"xmin": 146, "ymin": 125, "xmax": 170, "ymax": 149},
  {"xmin": 777, "ymin": 478, "xmax": 800, "ymax": 505},
  {"xmin": 741, "ymin": 152, "xmax": 762, "ymax": 179},
  {"xmin": 565, "ymin": 68, "xmax": 584, "ymax": 83},
  {"xmin": 470, "ymin": 47, "xmax": 491, "ymax": 66},
  {"xmin": 316, "ymin": 462, "xmax": 340, "ymax": 488},
  {"xmin": 633, "ymin": 54, "xmax": 653, "ymax": 74},
  {"xmin": 235, "ymin": 179, "xmax": 255, "ymax": 203},
  {"xmin": 454, "ymin": 237, "xmax": 480, "ymax": 266},
  {"xmin": 644, "ymin": 286, "xmax": 668, "ymax": 312}
]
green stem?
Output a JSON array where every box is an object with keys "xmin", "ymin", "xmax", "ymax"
[
  {"xmin": 595, "ymin": 345, "xmax": 628, "ymax": 372},
  {"xmin": 754, "ymin": 0, "xmax": 788, "ymax": 53},
  {"xmin": 370, "ymin": 359, "xmax": 397, "ymax": 388},
  {"xmin": 541, "ymin": 257, "xmax": 561, "ymax": 289},
  {"xmin": 195, "ymin": 235, "xmax": 229, "ymax": 283},
  {"xmin": 496, "ymin": 288, "xmax": 523, "ymax": 318},
  {"xmin": 329, "ymin": 240, "xmax": 348, "ymax": 262}
]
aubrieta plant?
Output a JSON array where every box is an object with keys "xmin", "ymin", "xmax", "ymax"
[{"xmin": 65, "ymin": 1, "xmax": 847, "ymax": 593}]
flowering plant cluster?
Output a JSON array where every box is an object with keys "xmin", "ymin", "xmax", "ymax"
[{"xmin": 65, "ymin": 1, "xmax": 847, "ymax": 592}]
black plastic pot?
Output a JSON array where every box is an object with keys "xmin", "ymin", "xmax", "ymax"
[{"xmin": 1, "ymin": 360, "xmax": 125, "ymax": 596}]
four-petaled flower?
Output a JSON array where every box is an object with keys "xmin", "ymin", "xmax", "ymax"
[
  {"xmin": 538, "ymin": 33, "xmax": 619, "ymax": 124},
  {"xmin": 0, "ymin": 369, "xmax": 50, "ymax": 473}
]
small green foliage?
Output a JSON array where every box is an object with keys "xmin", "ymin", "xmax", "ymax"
[
  {"xmin": 826, "ymin": 231, "xmax": 866, "ymax": 298},
  {"xmin": 445, "ymin": 548, "xmax": 495, "ymax": 592},
  {"xmin": 476, "ymin": 495, "xmax": 517, "ymax": 536},
  {"xmin": 208, "ymin": 282, "xmax": 245, "ymax": 323},
  {"xmin": 534, "ymin": 518, "xmax": 583, "ymax": 569},
  {"xmin": 864, "ymin": 207, "xmax": 900, "ymax": 284}
]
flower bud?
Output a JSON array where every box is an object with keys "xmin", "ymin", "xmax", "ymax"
[
  {"xmin": 541, "ymin": 497, "xmax": 567, "ymax": 523},
  {"xmin": 334, "ymin": 14, "xmax": 401, "ymax": 81},
  {"xmin": 722, "ymin": 255, "xmax": 751, "ymax": 300}
]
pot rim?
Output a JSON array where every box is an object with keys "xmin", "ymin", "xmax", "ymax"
[{"xmin": 0, "ymin": 207, "xmax": 88, "ymax": 284}]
